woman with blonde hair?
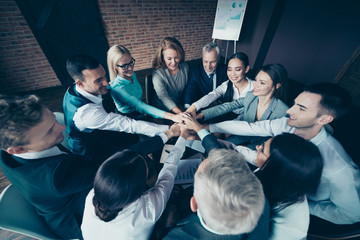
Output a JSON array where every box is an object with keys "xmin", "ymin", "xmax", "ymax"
[
  {"xmin": 107, "ymin": 44, "xmax": 182, "ymax": 122},
  {"xmin": 152, "ymin": 37, "xmax": 189, "ymax": 114}
]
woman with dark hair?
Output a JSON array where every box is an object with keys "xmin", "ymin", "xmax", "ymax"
[
  {"xmin": 152, "ymin": 37, "xmax": 189, "ymax": 114},
  {"xmin": 81, "ymin": 136, "xmax": 187, "ymax": 240},
  {"xmin": 181, "ymin": 113, "xmax": 324, "ymax": 239},
  {"xmin": 186, "ymin": 52, "xmax": 253, "ymax": 118},
  {"xmin": 238, "ymin": 133, "xmax": 323, "ymax": 240},
  {"xmin": 196, "ymin": 63, "xmax": 289, "ymax": 148},
  {"xmin": 197, "ymin": 63, "xmax": 288, "ymax": 122}
]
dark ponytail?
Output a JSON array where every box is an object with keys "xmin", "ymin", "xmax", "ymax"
[{"xmin": 92, "ymin": 150, "xmax": 147, "ymax": 222}]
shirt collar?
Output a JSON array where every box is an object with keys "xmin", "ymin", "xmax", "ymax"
[
  {"xmin": 197, "ymin": 210, "xmax": 226, "ymax": 235},
  {"xmin": 14, "ymin": 146, "xmax": 63, "ymax": 159},
  {"xmin": 75, "ymin": 84, "xmax": 102, "ymax": 105},
  {"xmin": 310, "ymin": 127, "xmax": 328, "ymax": 146}
]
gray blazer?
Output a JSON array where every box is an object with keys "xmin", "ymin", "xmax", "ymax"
[
  {"xmin": 202, "ymin": 91, "xmax": 289, "ymax": 122},
  {"xmin": 152, "ymin": 62, "xmax": 189, "ymax": 111}
]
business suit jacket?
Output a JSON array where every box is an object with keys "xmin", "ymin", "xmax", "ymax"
[
  {"xmin": 163, "ymin": 201, "xmax": 270, "ymax": 240},
  {"xmin": 0, "ymin": 135, "xmax": 164, "ymax": 239},
  {"xmin": 184, "ymin": 63, "xmax": 228, "ymax": 106},
  {"xmin": 202, "ymin": 91, "xmax": 289, "ymax": 122}
]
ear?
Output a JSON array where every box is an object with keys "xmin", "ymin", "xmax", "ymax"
[
  {"xmin": 75, "ymin": 79, "xmax": 83, "ymax": 87},
  {"xmin": 6, "ymin": 146, "xmax": 28, "ymax": 155},
  {"xmin": 190, "ymin": 196, "xmax": 198, "ymax": 212},
  {"xmin": 245, "ymin": 65, "xmax": 250, "ymax": 74},
  {"xmin": 275, "ymin": 83, "xmax": 281, "ymax": 89},
  {"xmin": 318, "ymin": 114, "xmax": 334, "ymax": 125}
]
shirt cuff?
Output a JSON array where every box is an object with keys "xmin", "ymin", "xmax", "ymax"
[
  {"xmin": 175, "ymin": 136, "xmax": 187, "ymax": 148},
  {"xmin": 159, "ymin": 132, "xmax": 169, "ymax": 144},
  {"xmin": 198, "ymin": 129, "xmax": 210, "ymax": 140},
  {"xmin": 184, "ymin": 104, "xmax": 191, "ymax": 109}
]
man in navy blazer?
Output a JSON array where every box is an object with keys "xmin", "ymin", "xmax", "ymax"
[
  {"xmin": 0, "ymin": 94, "xmax": 179, "ymax": 239},
  {"xmin": 183, "ymin": 43, "xmax": 228, "ymax": 108}
]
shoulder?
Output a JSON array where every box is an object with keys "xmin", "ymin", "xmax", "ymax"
[
  {"xmin": 216, "ymin": 63, "xmax": 227, "ymax": 72},
  {"xmin": 189, "ymin": 63, "xmax": 203, "ymax": 75}
]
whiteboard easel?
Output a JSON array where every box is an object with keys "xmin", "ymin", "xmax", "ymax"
[{"xmin": 212, "ymin": 0, "xmax": 248, "ymax": 63}]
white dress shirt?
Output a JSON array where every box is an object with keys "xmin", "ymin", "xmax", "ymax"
[
  {"xmin": 14, "ymin": 146, "xmax": 63, "ymax": 159},
  {"xmin": 209, "ymin": 117, "xmax": 360, "ymax": 224},
  {"xmin": 81, "ymin": 137, "xmax": 187, "ymax": 240},
  {"xmin": 193, "ymin": 78, "xmax": 253, "ymax": 111},
  {"xmin": 74, "ymin": 85, "xmax": 168, "ymax": 136}
]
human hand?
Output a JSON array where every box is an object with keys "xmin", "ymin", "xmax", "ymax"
[
  {"xmin": 165, "ymin": 123, "xmax": 181, "ymax": 139},
  {"xmin": 180, "ymin": 126, "xmax": 199, "ymax": 140},
  {"xmin": 195, "ymin": 112, "xmax": 204, "ymax": 120},
  {"xmin": 185, "ymin": 105, "xmax": 197, "ymax": 117},
  {"xmin": 170, "ymin": 113, "xmax": 187, "ymax": 124},
  {"xmin": 180, "ymin": 113, "xmax": 203, "ymax": 133}
]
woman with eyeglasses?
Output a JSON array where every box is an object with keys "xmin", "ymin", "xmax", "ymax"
[
  {"xmin": 107, "ymin": 44, "xmax": 182, "ymax": 122},
  {"xmin": 250, "ymin": 134, "xmax": 323, "ymax": 240},
  {"xmin": 152, "ymin": 37, "xmax": 189, "ymax": 114}
]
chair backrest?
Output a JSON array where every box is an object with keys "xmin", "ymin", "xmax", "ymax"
[
  {"xmin": 145, "ymin": 74, "xmax": 156, "ymax": 105},
  {"xmin": 0, "ymin": 184, "xmax": 59, "ymax": 240}
]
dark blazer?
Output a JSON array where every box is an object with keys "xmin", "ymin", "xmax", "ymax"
[
  {"xmin": 0, "ymin": 135, "xmax": 164, "ymax": 239},
  {"xmin": 184, "ymin": 63, "xmax": 228, "ymax": 106},
  {"xmin": 164, "ymin": 200, "xmax": 270, "ymax": 240}
]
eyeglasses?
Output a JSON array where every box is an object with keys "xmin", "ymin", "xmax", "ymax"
[{"xmin": 116, "ymin": 58, "xmax": 135, "ymax": 70}]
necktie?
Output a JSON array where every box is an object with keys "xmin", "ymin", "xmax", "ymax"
[{"xmin": 209, "ymin": 73, "xmax": 214, "ymax": 83}]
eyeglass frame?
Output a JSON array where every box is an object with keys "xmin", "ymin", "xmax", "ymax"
[{"xmin": 116, "ymin": 57, "xmax": 136, "ymax": 70}]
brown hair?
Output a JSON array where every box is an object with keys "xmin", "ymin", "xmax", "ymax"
[
  {"xmin": 0, "ymin": 94, "xmax": 43, "ymax": 150},
  {"xmin": 152, "ymin": 37, "xmax": 185, "ymax": 69}
]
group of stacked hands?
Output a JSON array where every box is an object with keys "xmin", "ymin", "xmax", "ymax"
[{"xmin": 0, "ymin": 37, "xmax": 359, "ymax": 240}]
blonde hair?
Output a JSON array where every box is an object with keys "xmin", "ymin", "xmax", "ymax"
[
  {"xmin": 107, "ymin": 45, "xmax": 131, "ymax": 81},
  {"xmin": 152, "ymin": 37, "xmax": 185, "ymax": 70}
]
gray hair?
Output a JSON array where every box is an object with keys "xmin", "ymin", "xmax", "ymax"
[
  {"xmin": 194, "ymin": 149, "xmax": 265, "ymax": 234},
  {"xmin": 202, "ymin": 42, "xmax": 220, "ymax": 60}
]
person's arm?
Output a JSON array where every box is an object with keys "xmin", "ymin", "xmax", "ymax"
[
  {"xmin": 308, "ymin": 164, "xmax": 360, "ymax": 224},
  {"xmin": 141, "ymin": 136, "xmax": 187, "ymax": 222},
  {"xmin": 171, "ymin": 106, "xmax": 182, "ymax": 114},
  {"xmin": 111, "ymin": 84, "xmax": 167, "ymax": 119},
  {"xmin": 234, "ymin": 145, "xmax": 258, "ymax": 166},
  {"xmin": 128, "ymin": 124, "xmax": 181, "ymax": 156},
  {"xmin": 201, "ymin": 97, "xmax": 245, "ymax": 121},
  {"xmin": 209, "ymin": 117, "xmax": 290, "ymax": 137},
  {"xmin": 73, "ymin": 103, "xmax": 168, "ymax": 136},
  {"xmin": 191, "ymin": 80, "xmax": 229, "ymax": 112},
  {"xmin": 152, "ymin": 71, "xmax": 179, "ymax": 112}
]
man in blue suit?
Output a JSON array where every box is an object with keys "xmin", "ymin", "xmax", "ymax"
[{"xmin": 183, "ymin": 43, "xmax": 227, "ymax": 108}]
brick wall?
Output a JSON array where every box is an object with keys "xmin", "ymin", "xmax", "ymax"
[
  {"xmin": 98, "ymin": 0, "xmax": 217, "ymax": 70},
  {"xmin": 0, "ymin": 0, "xmax": 218, "ymax": 93},
  {"xmin": 0, "ymin": 0, "xmax": 61, "ymax": 94}
]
